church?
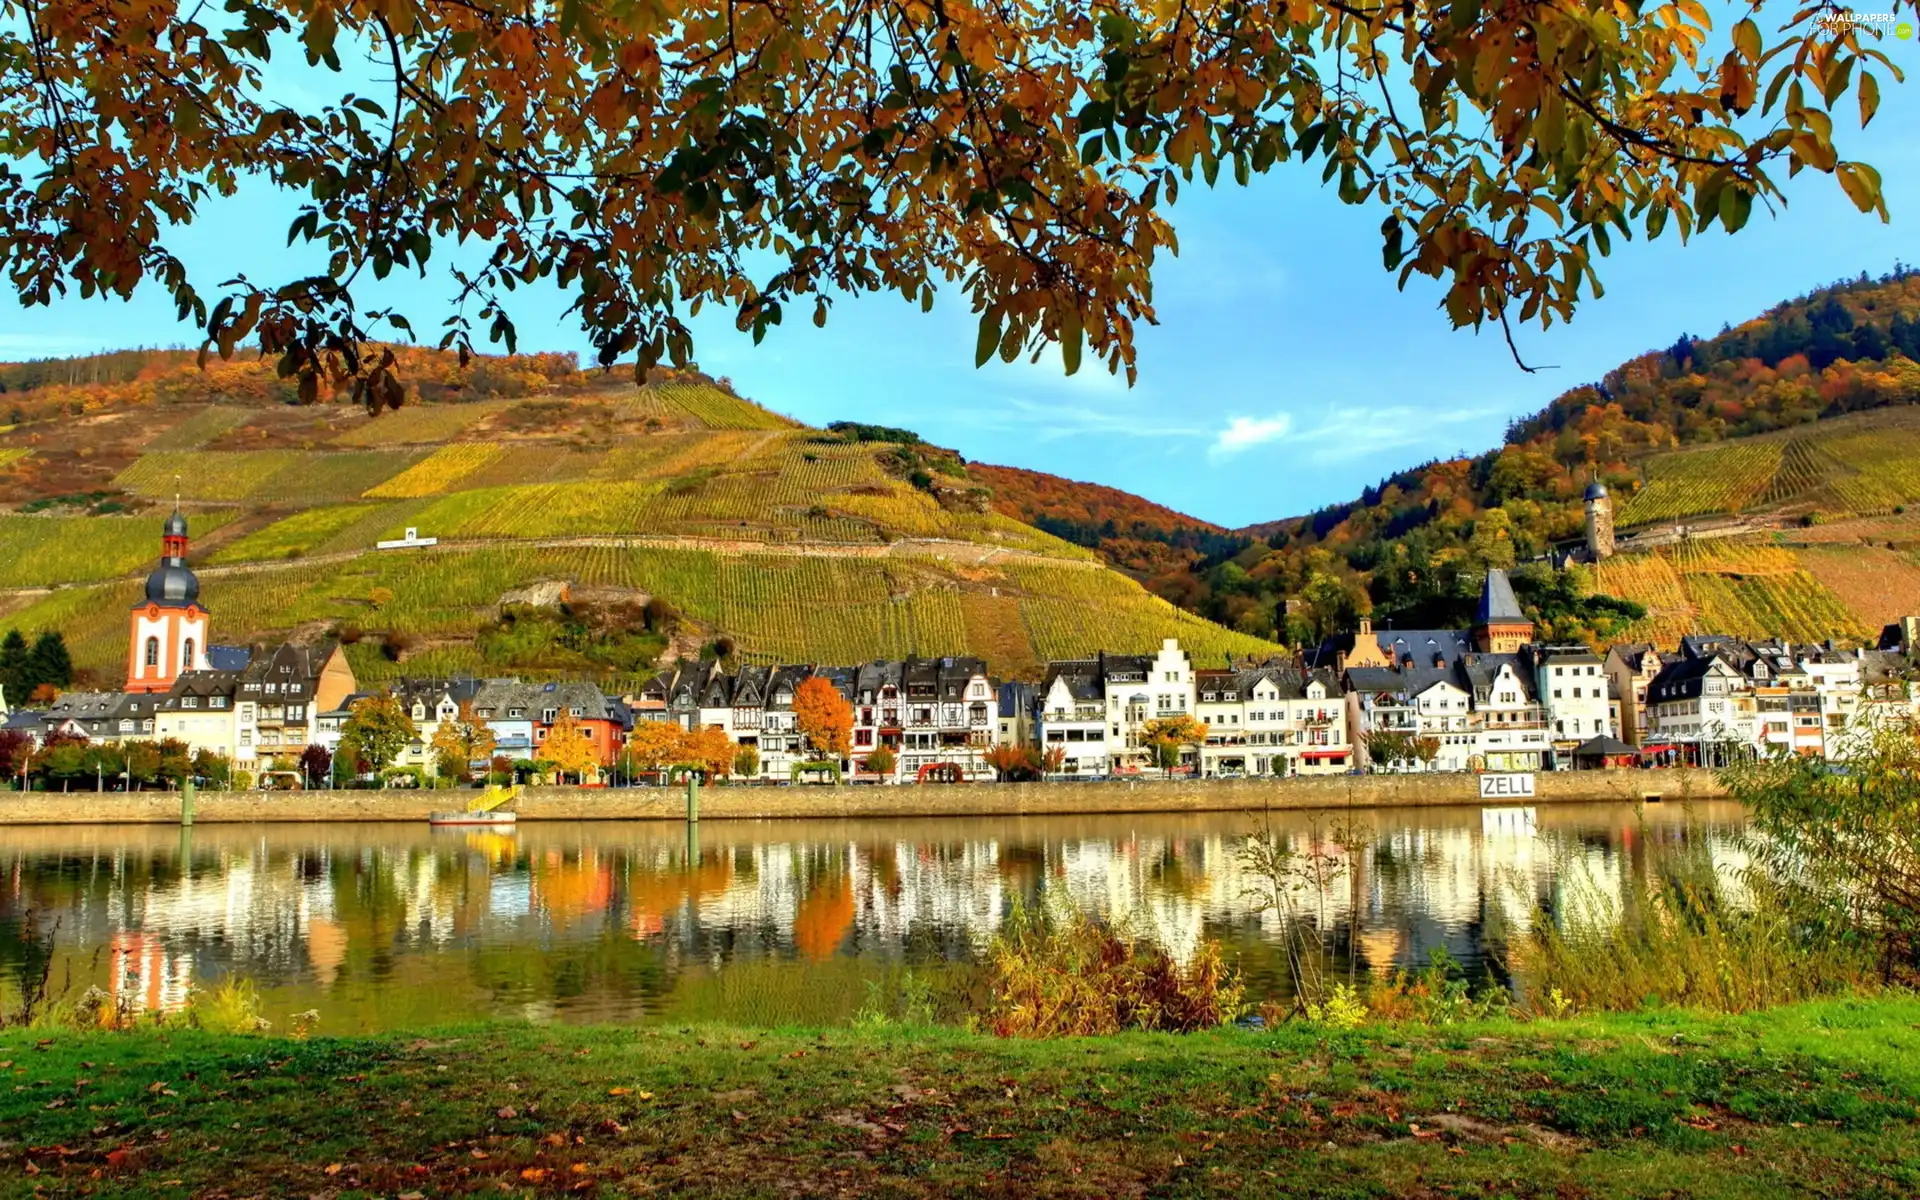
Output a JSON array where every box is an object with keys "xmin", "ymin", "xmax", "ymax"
[{"xmin": 31, "ymin": 509, "xmax": 358, "ymax": 775}]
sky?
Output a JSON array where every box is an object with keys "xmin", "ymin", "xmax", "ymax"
[{"xmin": 4, "ymin": 35, "xmax": 1918, "ymax": 529}]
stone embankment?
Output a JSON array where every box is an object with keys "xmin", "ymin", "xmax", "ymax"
[{"xmin": 0, "ymin": 770, "xmax": 1727, "ymax": 824}]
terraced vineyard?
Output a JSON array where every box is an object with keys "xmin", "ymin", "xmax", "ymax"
[
  {"xmin": 0, "ymin": 388, "xmax": 1252, "ymax": 683},
  {"xmin": 1596, "ymin": 536, "xmax": 1874, "ymax": 647},
  {"xmin": 1618, "ymin": 409, "xmax": 1920, "ymax": 529},
  {"xmin": 0, "ymin": 540, "xmax": 1281, "ymax": 683}
]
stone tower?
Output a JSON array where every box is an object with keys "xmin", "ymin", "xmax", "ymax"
[
  {"xmin": 1583, "ymin": 481, "xmax": 1615, "ymax": 560},
  {"xmin": 126, "ymin": 509, "xmax": 211, "ymax": 693}
]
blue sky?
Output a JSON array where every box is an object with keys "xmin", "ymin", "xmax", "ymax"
[{"xmin": 3, "ymin": 48, "xmax": 1916, "ymax": 529}]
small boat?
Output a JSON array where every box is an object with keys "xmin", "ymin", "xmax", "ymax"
[{"xmin": 429, "ymin": 784, "xmax": 520, "ymax": 828}]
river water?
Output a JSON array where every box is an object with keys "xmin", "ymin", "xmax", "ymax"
[{"xmin": 0, "ymin": 802, "xmax": 1747, "ymax": 1031}]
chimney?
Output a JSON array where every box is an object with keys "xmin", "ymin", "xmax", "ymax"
[{"xmin": 1358, "ymin": 616, "xmax": 1373, "ymax": 637}]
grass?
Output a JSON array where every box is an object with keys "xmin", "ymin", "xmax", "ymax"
[{"xmin": 3, "ymin": 997, "xmax": 1919, "ymax": 1197}]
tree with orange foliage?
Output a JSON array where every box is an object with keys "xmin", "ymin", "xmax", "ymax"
[
  {"xmin": 983, "ymin": 743, "xmax": 1036, "ymax": 783},
  {"xmin": 541, "ymin": 711, "xmax": 599, "ymax": 785},
  {"xmin": 4, "ymin": 1, "xmax": 1886, "ymax": 388},
  {"xmin": 682, "ymin": 726, "xmax": 737, "ymax": 780},
  {"xmin": 622, "ymin": 719, "xmax": 688, "ymax": 776},
  {"xmin": 792, "ymin": 677, "xmax": 853, "ymax": 764}
]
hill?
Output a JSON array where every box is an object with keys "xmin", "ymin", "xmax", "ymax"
[
  {"xmin": 1111, "ymin": 266, "xmax": 1920, "ymax": 650},
  {"xmin": 0, "ymin": 349, "xmax": 1283, "ymax": 687}
]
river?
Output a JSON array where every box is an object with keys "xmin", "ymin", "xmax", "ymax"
[{"xmin": 0, "ymin": 801, "xmax": 1747, "ymax": 1031}]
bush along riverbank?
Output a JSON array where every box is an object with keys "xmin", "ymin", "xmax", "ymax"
[{"xmin": 4, "ymin": 1000, "xmax": 1920, "ymax": 1198}]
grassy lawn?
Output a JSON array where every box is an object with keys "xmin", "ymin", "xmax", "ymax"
[{"xmin": 3, "ymin": 998, "xmax": 1919, "ymax": 1197}]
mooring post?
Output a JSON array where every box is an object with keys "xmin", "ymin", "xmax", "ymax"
[
  {"xmin": 180, "ymin": 777, "xmax": 196, "ymax": 827},
  {"xmin": 686, "ymin": 773, "xmax": 700, "ymax": 823}
]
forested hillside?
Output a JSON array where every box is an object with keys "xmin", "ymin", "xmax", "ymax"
[{"xmin": 1028, "ymin": 267, "xmax": 1920, "ymax": 649}]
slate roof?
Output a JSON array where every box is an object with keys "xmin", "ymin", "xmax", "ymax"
[
  {"xmin": 1042, "ymin": 660, "xmax": 1104, "ymax": 704},
  {"xmin": 1462, "ymin": 653, "xmax": 1536, "ymax": 702},
  {"xmin": 1475, "ymin": 569, "xmax": 1526, "ymax": 624}
]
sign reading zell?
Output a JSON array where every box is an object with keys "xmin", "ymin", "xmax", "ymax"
[{"xmin": 1479, "ymin": 772, "xmax": 1537, "ymax": 800}]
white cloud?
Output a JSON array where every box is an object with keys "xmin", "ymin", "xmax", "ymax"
[{"xmin": 1209, "ymin": 414, "xmax": 1293, "ymax": 459}]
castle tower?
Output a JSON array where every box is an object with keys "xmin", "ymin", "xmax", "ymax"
[
  {"xmin": 1471, "ymin": 568, "xmax": 1534, "ymax": 654},
  {"xmin": 126, "ymin": 509, "xmax": 211, "ymax": 693},
  {"xmin": 1583, "ymin": 481, "xmax": 1615, "ymax": 560}
]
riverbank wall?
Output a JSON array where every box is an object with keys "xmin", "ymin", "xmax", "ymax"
[{"xmin": 0, "ymin": 770, "xmax": 1728, "ymax": 824}]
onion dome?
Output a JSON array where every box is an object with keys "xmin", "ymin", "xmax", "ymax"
[
  {"xmin": 163, "ymin": 509, "xmax": 189, "ymax": 538},
  {"xmin": 1583, "ymin": 481, "xmax": 1608, "ymax": 501},
  {"xmin": 144, "ymin": 560, "xmax": 201, "ymax": 605}
]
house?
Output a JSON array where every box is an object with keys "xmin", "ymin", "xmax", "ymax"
[
  {"xmin": 1643, "ymin": 653, "xmax": 1756, "ymax": 764},
  {"xmin": 153, "ymin": 669, "xmax": 244, "ymax": 759},
  {"xmin": 1465, "ymin": 653, "xmax": 1550, "ymax": 771},
  {"xmin": 1196, "ymin": 664, "xmax": 1349, "ymax": 777},
  {"xmin": 530, "ymin": 680, "xmax": 627, "ymax": 765},
  {"xmin": 897, "ymin": 656, "xmax": 995, "ymax": 781},
  {"xmin": 1529, "ymin": 644, "xmax": 1611, "ymax": 765},
  {"xmin": 1037, "ymin": 660, "xmax": 1109, "ymax": 776},
  {"xmin": 1101, "ymin": 639, "xmax": 1197, "ymax": 774},
  {"xmin": 233, "ymin": 641, "xmax": 355, "ymax": 766},
  {"xmin": 1602, "ymin": 643, "xmax": 1667, "ymax": 745},
  {"xmin": 471, "ymin": 679, "xmax": 539, "ymax": 761}
]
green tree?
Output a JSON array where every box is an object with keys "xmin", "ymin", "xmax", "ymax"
[
  {"xmin": 0, "ymin": 629, "xmax": 26, "ymax": 700},
  {"xmin": 339, "ymin": 694, "xmax": 418, "ymax": 774},
  {"xmin": 25, "ymin": 631, "xmax": 72, "ymax": 693}
]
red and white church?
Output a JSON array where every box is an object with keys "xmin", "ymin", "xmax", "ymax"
[{"xmin": 125, "ymin": 509, "xmax": 213, "ymax": 693}]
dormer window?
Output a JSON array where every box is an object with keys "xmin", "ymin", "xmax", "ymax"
[
  {"xmin": 182, "ymin": 696, "xmax": 198, "ymax": 709},
  {"xmin": 508, "ymin": 707, "xmax": 525, "ymax": 718},
  {"xmin": 543, "ymin": 708, "xmax": 557, "ymax": 723}
]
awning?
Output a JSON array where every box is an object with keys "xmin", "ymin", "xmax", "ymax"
[
  {"xmin": 1572, "ymin": 735, "xmax": 1638, "ymax": 757},
  {"xmin": 1302, "ymin": 750, "xmax": 1348, "ymax": 760}
]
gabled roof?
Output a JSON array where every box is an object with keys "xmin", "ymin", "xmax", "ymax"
[{"xmin": 1042, "ymin": 660, "xmax": 1103, "ymax": 703}]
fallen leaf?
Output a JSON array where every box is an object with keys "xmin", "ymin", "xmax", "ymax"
[
  {"xmin": 543, "ymin": 1133, "xmax": 566, "ymax": 1147},
  {"xmin": 732, "ymin": 1110, "xmax": 748, "ymax": 1122},
  {"xmin": 497, "ymin": 1106, "xmax": 518, "ymax": 1119},
  {"xmin": 324, "ymin": 1163, "xmax": 343, "ymax": 1176},
  {"xmin": 520, "ymin": 1168, "xmax": 548, "ymax": 1182},
  {"xmin": 470, "ymin": 1149, "xmax": 490, "ymax": 1160},
  {"xmin": 607, "ymin": 1087, "xmax": 632, "ymax": 1096},
  {"xmin": 399, "ymin": 1192, "xmax": 425, "ymax": 1200},
  {"xmin": 738, "ymin": 1041, "xmax": 756, "ymax": 1050},
  {"xmin": 637, "ymin": 1091, "xmax": 655, "ymax": 1101}
]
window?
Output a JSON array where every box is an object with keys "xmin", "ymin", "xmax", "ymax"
[
  {"xmin": 144, "ymin": 636, "xmax": 159, "ymax": 668},
  {"xmin": 543, "ymin": 708, "xmax": 557, "ymax": 723},
  {"xmin": 212, "ymin": 697, "xmax": 226, "ymax": 709},
  {"xmin": 182, "ymin": 638, "xmax": 195, "ymax": 668},
  {"xmin": 182, "ymin": 696, "xmax": 197, "ymax": 709}
]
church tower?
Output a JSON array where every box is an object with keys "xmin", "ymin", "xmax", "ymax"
[
  {"xmin": 1583, "ymin": 481, "xmax": 1615, "ymax": 560},
  {"xmin": 127, "ymin": 509, "xmax": 211, "ymax": 693}
]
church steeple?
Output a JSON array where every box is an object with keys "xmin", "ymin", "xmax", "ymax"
[{"xmin": 127, "ymin": 508, "xmax": 210, "ymax": 692}]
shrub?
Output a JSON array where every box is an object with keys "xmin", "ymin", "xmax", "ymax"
[
  {"xmin": 1510, "ymin": 821, "xmax": 1874, "ymax": 1014},
  {"xmin": 982, "ymin": 899, "xmax": 1242, "ymax": 1037},
  {"xmin": 1728, "ymin": 723, "xmax": 1920, "ymax": 987}
]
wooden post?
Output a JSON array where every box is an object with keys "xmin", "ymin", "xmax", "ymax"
[
  {"xmin": 180, "ymin": 777, "xmax": 196, "ymax": 827},
  {"xmin": 686, "ymin": 773, "xmax": 699, "ymax": 823}
]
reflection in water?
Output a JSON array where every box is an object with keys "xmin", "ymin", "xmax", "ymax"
[{"xmin": 0, "ymin": 803, "xmax": 1746, "ymax": 1031}]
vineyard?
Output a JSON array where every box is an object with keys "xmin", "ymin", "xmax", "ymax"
[
  {"xmin": 1618, "ymin": 409, "xmax": 1920, "ymax": 529},
  {"xmin": 0, "ymin": 534, "xmax": 1280, "ymax": 683},
  {"xmin": 1596, "ymin": 536, "xmax": 1873, "ymax": 647},
  {"xmin": 329, "ymin": 400, "xmax": 511, "ymax": 445},
  {"xmin": 0, "ymin": 389, "xmax": 1273, "ymax": 685},
  {"xmin": 364, "ymin": 443, "xmax": 505, "ymax": 497},
  {"xmin": 0, "ymin": 512, "xmax": 234, "ymax": 589}
]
